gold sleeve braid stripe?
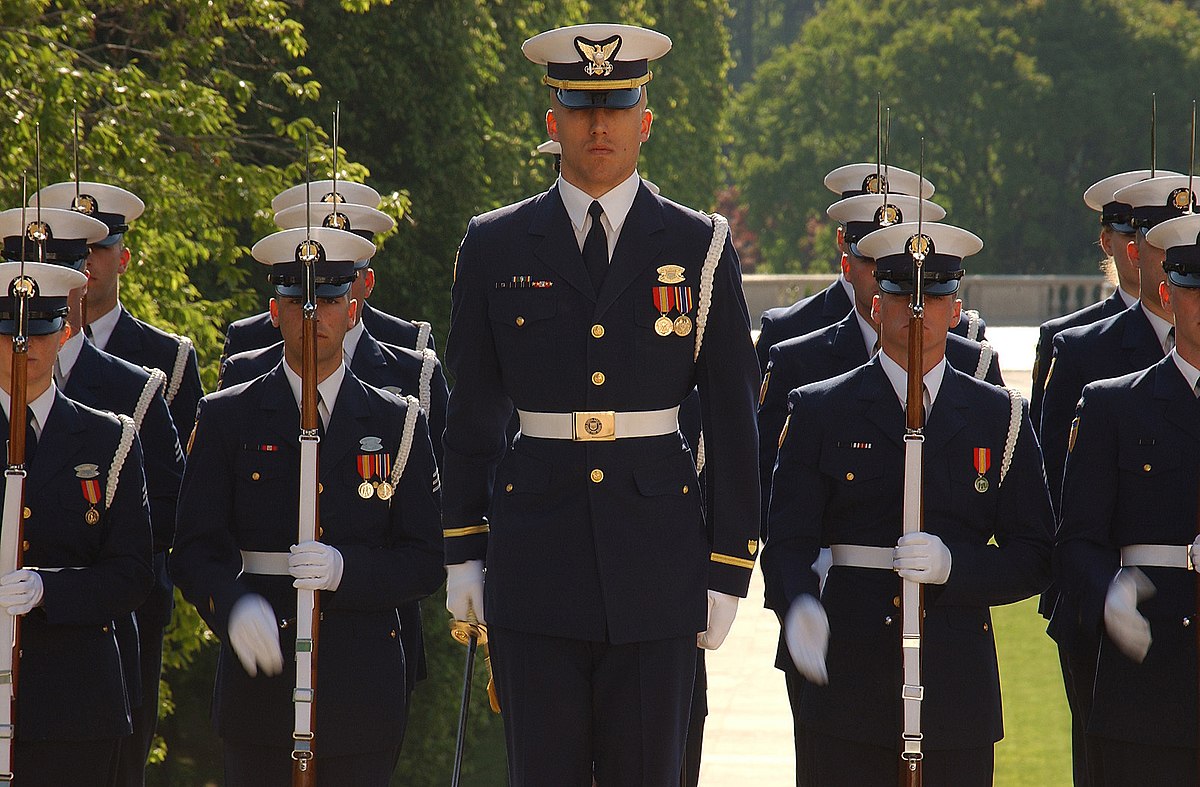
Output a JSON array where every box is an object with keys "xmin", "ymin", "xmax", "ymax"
[
  {"xmin": 710, "ymin": 552, "xmax": 755, "ymax": 570},
  {"xmin": 443, "ymin": 525, "xmax": 489, "ymax": 538}
]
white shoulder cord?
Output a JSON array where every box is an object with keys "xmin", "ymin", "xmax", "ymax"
[
  {"xmin": 417, "ymin": 348, "xmax": 437, "ymax": 417},
  {"xmin": 166, "ymin": 335, "xmax": 192, "ymax": 405},
  {"xmin": 106, "ymin": 414, "xmax": 136, "ymax": 509},
  {"xmin": 133, "ymin": 368, "xmax": 168, "ymax": 432},
  {"xmin": 973, "ymin": 340, "xmax": 994, "ymax": 381},
  {"xmin": 694, "ymin": 213, "xmax": 729, "ymax": 362},
  {"xmin": 998, "ymin": 388, "xmax": 1023, "ymax": 487},
  {"xmin": 386, "ymin": 396, "xmax": 422, "ymax": 499},
  {"xmin": 414, "ymin": 321, "xmax": 433, "ymax": 353}
]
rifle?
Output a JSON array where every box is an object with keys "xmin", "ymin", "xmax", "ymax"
[
  {"xmin": 291, "ymin": 136, "xmax": 322, "ymax": 787},
  {"xmin": 898, "ymin": 140, "xmax": 927, "ymax": 787}
]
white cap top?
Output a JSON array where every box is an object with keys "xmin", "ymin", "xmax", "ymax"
[
  {"xmin": 31, "ymin": 181, "xmax": 145, "ymax": 223},
  {"xmin": 251, "ymin": 226, "xmax": 376, "ymax": 266},
  {"xmin": 0, "ymin": 260, "xmax": 87, "ymax": 295},
  {"xmin": 856, "ymin": 221, "xmax": 983, "ymax": 261},
  {"xmin": 0, "ymin": 207, "xmax": 109, "ymax": 244},
  {"xmin": 273, "ymin": 202, "xmax": 395, "ymax": 235},
  {"xmin": 523, "ymin": 24, "xmax": 671, "ymax": 66},
  {"xmin": 271, "ymin": 180, "xmax": 382, "ymax": 213},
  {"xmin": 826, "ymin": 193, "xmax": 945, "ymax": 225},
  {"xmin": 1113, "ymin": 174, "xmax": 1196, "ymax": 209},
  {"xmin": 824, "ymin": 163, "xmax": 934, "ymax": 199},
  {"xmin": 1146, "ymin": 212, "xmax": 1200, "ymax": 251},
  {"xmin": 1084, "ymin": 169, "xmax": 1181, "ymax": 211}
]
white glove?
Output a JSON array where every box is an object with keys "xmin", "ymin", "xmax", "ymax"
[
  {"xmin": 1190, "ymin": 535, "xmax": 1200, "ymax": 574},
  {"xmin": 288, "ymin": 541, "xmax": 344, "ymax": 591},
  {"xmin": 697, "ymin": 590, "xmax": 739, "ymax": 650},
  {"xmin": 812, "ymin": 547, "xmax": 833, "ymax": 594},
  {"xmin": 0, "ymin": 569, "xmax": 43, "ymax": 616},
  {"xmin": 446, "ymin": 560, "xmax": 485, "ymax": 623},
  {"xmin": 893, "ymin": 532, "xmax": 952, "ymax": 585},
  {"xmin": 784, "ymin": 595, "xmax": 829, "ymax": 685},
  {"xmin": 228, "ymin": 594, "xmax": 284, "ymax": 677},
  {"xmin": 1104, "ymin": 567, "xmax": 1155, "ymax": 663}
]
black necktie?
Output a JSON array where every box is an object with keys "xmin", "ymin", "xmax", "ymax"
[
  {"xmin": 23, "ymin": 407, "xmax": 37, "ymax": 467},
  {"xmin": 583, "ymin": 201, "xmax": 608, "ymax": 293}
]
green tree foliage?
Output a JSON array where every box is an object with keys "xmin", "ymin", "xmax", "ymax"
[{"xmin": 730, "ymin": 0, "xmax": 1200, "ymax": 275}]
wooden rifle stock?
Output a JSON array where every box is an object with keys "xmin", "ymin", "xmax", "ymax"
[{"xmin": 292, "ymin": 290, "xmax": 321, "ymax": 787}]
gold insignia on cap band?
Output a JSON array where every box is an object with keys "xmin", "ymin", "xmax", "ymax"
[
  {"xmin": 24, "ymin": 221, "xmax": 48, "ymax": 243},
  {"xmin": 542, "ymin": 73, "xmax": 653, "ymax": 91},
  {"xmin": 907, "ymin": 233, "xmax": 932, "ymax": 257},
  {"xmin": 443, "ymin": 524, "xmax": 489, "ymax": 538},
  {"xmin": 1172, "ymin": 187, "xmax": 1194, "ymax": 210},
  {"xmin": 72, "ymin": 194, "xmax": 97, "ymax": 215},
  {"xmin": 710, "ymin": 552, "xmax": 755, "ymax": 570}
]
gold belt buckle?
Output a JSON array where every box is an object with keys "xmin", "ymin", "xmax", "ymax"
[{"xmin": 573, "ymin": 411, "xmax": 616, "ymax": 441}]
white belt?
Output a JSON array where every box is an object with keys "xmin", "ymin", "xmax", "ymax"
[
  {"xmin": 241, "ymin": 550, "xmax": 291, "ymax": 576},
  {"xmin": 829, "ymin": 544, "xmax": 894, "ymax": 570},
  {"xmin": 1120, "ymin": 544, "xmax": 1194, "ymax": 570},
  {"xmin": 517, "ymin": 407, "xmax": 680, "ymax": 441}
]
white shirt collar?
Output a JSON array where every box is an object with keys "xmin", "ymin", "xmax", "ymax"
[
  {"xmin": 556, "ymin": 170, "xmax": 642, "ymax": 257},
  {"xmin": 1170, "ymin": 349, "xmax": 1200, "ymax": 395},
  {"xmin": 56, "ymin": 329, "xmax": 86, "ymax": 385},
  {"xmin": 281, "ymin": 360, "xmax": 346, "ymax": 429},
  {"xmin": 343, "ymin": 319, "xmax": 365, "ymax": 364},
  {"xmin": 87, "ymin": 302, "xmax": 123, "ymax": 351},
  {"xmin": 878, "ymin": 350, "xmax": 947, "ymax": 414},
  {"xmin": 1138, "ymin": 303, "xmax": 1175, "ymax": 353},
  {"xmin": 853, "ymin": 308, "xmax": 879, "ymax": 358},
  {"xmin": 0, "ymin": 384, "xmax": 57, "ymax": 439},
  {"xmin": 1118, "ymin": 287, "xmax": 1138, "ymax": 310}
]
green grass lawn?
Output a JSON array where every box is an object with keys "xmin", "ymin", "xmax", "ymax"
[{"xmin": 993, "ymin": 597, "xmax": 1072, "ymax": 786}]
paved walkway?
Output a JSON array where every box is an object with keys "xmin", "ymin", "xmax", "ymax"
[{"xmin": 699, "ymin": 327, "xmax": 1039, "ymax": 785}]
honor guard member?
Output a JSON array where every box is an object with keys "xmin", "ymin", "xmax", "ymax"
[
  {"xmin": 222, "ymin": 180, "xmax": 436, "ymax": 362},
  {"xmin": 443, "ymin": 23, "xmax": 760, "ymax": 786},
  {"xmin": 763, "ymin": 222, "xmax": 1053, "ymax": 786},
  {"xmin": 0, "ymin": 205, "xmax": 183, "ymax": 787},
  {"xmin": 1040, "ymin": 174, "xmax": 1195, "ymax": 513},
  {"xmin": 1056, "ymin": 210, "xmax": 1200, "ymax": 784},
  {"xmin": 755, "ymin": 164, "xmax": 987, "ymax": 375},
  {"xmin": 1031, "ymin": 169, "xmax": 1170, "ymax": 787},
  {"xmin": 31, "ymin": 181, "xmax": 204, "ymax": 442},
  {"xmin": 1029, "ymin": 171, "xmax": 1165, "ymax": 428},
  {"xmin": 0, "ymin": 260, "xmax": 153, "ymax": 785},
  {"xmin": 171, "ymin": 226, "xmax": 443, "ymax": 785}
]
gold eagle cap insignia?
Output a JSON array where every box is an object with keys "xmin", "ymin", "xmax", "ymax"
[
  {"xmin": 575, "ymin": 36, "xmax": 620, "ymax": 77},
  {"xmin": 657, "ymin": 264, "xmax": 686, "ymax": 284}
]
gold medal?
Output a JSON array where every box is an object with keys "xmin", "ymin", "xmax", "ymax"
[
  {"xmin": 974, "ymin": 476, "xmax": 989, "ymax": 494},
  {"xmin": 358, "ymin": 480, "xmax": 375, "ymax": 499},
  {"xmin": 85, "ymin": 507, "xmax": 100, "ymax": 526},
  {"xmin": 376, "ymin": 481, "xmax": 394, "ymax": 501},
  {"xmin": 654, "ymin": 315, "xmax": 674, "ymax": 336},
  {"xmin": 673, "ymin": 314, "xmax": 693, "ymax": 337}
]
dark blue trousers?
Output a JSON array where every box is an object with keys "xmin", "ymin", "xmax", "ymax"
[
  {"xmin": 489, "ymin": 626, "xmax": 696, "ymax": 787},
  {"xmin": 1092, "ymin": 736, "xmax": 1198, "ymax": 786},
  {"xmin": 223, "ymin": 741, "xmax": 399, "ymax": 787},
  {"xmin": 16, "ymin": 737, "xmax": 120, "ymax": 787},
  {"xmin": 796, "ymin": 727, "xmax": 993, "ymax": 787}
]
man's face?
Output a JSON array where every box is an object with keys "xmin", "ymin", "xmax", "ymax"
[
  {"xmin": 841, "ymin": 248, "xmax": 879, "ymax": 320},
  {"xmin": 0, "ymin": 328, "xmax": 67, "ymax": 394},
  {"xmin": 547, "ymin": 91, "xmax": 652, "ymax": 195},
  {"xmin": 349, "ymin": 268, "xmax": 374, "ymax": 316},
  {"xmin": 1163, "ymin": 280, "xmax": 1200, "ymax": 353},
  {"xmin": 85, "ymin": 242, "xmax": 129, "ymax": 300},
  {"xmin": 269, "ymin": 295, "xmax": 357, "ymax": 368},
  {"xmin": 1130, "ymin": 232, "xmax": 1169, "ymax": 302},
  {"xmin": 872, "ymin": 290, "xmax": 962, "ymax": 370}
]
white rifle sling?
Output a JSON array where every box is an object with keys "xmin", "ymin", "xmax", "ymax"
[
  {"xmin": 0, "ymin": 466, "xmax": 25, "ymax": 778},
  {"xmin": 133, "ymin": 368, "xmax": 168, "ymax": 433},
  {"xmin": 293, "ymin": 430, "xmax": 320, "ymax": 754},
  {"xmin": 973, "ymin": 340, "xmax": 994, "ymax": 381},
  {"xmin": 414, "ymin": 321, "xmax": 433, "ymax": 354},
  {"xmin": 106, "ymin": 415, "xmax": 136, "ymax": 509},
  {"xmin": 693, "ymin": 213, "xmax": 728, "ymax": 363},
  {"xmin": 385, "ymin": 396, "xmax": 422, "ymax": 501},
  {"xmin": 900, "ymin": 431, "xmax": 925, "ymax": 767},
  {"xmin": 418, "ymin": 348, "xmax": 436, "ymax": 417},
  {"xmin": 998, "ymin": 388, "xmax": 1023, "ymax": 487},
  {"xmin": 165, "ymin": 335, "xmax": 192, "ymax": 405}
]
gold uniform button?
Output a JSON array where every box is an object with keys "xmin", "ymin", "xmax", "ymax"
[
  {"xmin": 591, "ymin": 324, "xmax": 605, "ymax": 338},
  {"xmin": 390, "ymin": 629, "xmax": 397, "ymax": 638},
  {"xmin": 682, "ymin": 485, "xmax": 689, "ymax": 494},
  {"xmin": 983, "ymin": 623, "xmax": 989, "ymax": 632},
  {"xmin": 21, "ymin": 540, "xmax": 28, "ymax": 553},
  {"xmin": 1143, "ymin": 464, "xmax": 1152, "ymax": 472},
  {"xmin": 515, "ymin": 316, "xmax": 526, "ymax": 327},
  {"xmin": 505, "ymin": 483, "xmax": 514, "ymax": 493},
  {"xmin": 591, "ymin": 371, "xmax": 606, "ymax": 386},
  {"xmin": 22, "ymin": 507, "xmax": 30, "ymax": 519},
  {"xmin": 319, "ymin": 483, "xmax": 324, "ymax": 494},
  {"xmin": 251, "ymin": 472, "xmax": 261, "ymax": 481},
  {"xmin": 590, "ymin": 469, "xmax": 604, "ymax": 483},
  {"xmin": 845, "ymin": 472, "xmax": 855, "ymax": 481},
  {"xmin": 102, "ymin": 625, "xmax": 110, "ymax": 633},
  {"xmin": 892, "ymin": 595, "xmax": 901, "ymax": 608}
]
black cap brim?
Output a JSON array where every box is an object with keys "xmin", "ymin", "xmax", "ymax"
[
  {"xmin": 878, "ymin": 278, "xmax": 961, "ymax": 296},
  {"xmin": 555, "ymin": 87, "xmax": 642, "ymax": 109},
  {"xmin": 273, "ymin": 282, "xmax": 352, "ymax": 299},
  {"xmin": 1167, "ymin": 270, "xmax": 1200, "ymax": 288},
  {"xmin": 1106, "ymin": 221, "xmax": 1136, "ymax": 235},
  {"xmin": 0, "ymin": 316, "xmax": 65, "ymax": 336}
]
